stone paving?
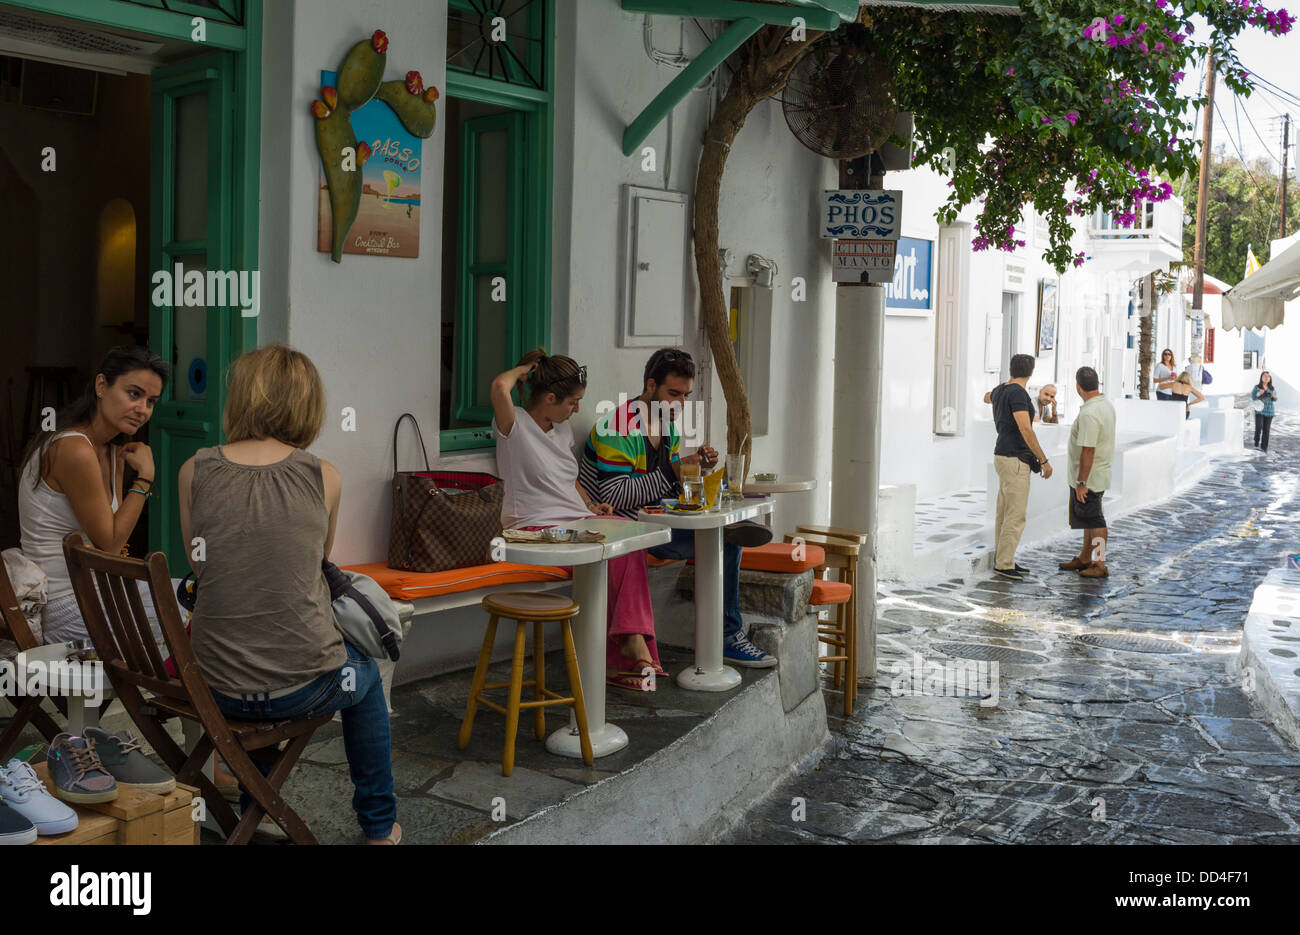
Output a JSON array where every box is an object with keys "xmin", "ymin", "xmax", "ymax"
[{"xmin": 725, "ymin": 411, "xmax": 1300, "ymax": 844}]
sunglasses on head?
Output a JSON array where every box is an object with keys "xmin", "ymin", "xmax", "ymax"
[
  {"xmin": 544, "ymin": 365, "xmax": 587, "ymax": 391},
  {"xmin": 660, "ymin": 350, "xmax": 692, "ymax": 363}
]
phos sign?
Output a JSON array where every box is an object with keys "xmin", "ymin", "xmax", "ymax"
[{"xmin": 820, "ymin": 190, "xmax": 902, "ymax": 240}]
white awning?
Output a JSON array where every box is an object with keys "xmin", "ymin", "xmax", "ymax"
[{"xmin": 1222, "ymin": 239, "xmax": 1300, "ymax": 330}]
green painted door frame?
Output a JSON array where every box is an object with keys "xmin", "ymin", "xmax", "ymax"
[
  {"xmin": 441, "ymin": 0, "xmax": 553, "ymax": 452},
  {"xmin": 5, "ymin": 0, "xmax": 262, "ymax": 564}
]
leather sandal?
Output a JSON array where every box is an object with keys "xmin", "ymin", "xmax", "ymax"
[
  {"xmin": 1079, "ymin": 563, "xmax": 1109, "ymax": 578},
  {"xmin": 1059, "ymin": 557, "xmax": 1092, "ymax": 571}
]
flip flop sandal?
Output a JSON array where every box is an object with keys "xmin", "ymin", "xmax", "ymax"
[
  {"xmin": 606, "ymin": 667, "xmax": 655, "ymax": 692},
  {"xmin": 637, "ymin": 657, "xmax": 670, "ymax": 679}
]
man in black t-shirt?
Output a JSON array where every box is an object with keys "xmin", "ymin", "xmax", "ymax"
[{"xmin": 982, "ymin": 354, "xmax": 1053, "ymax": 581}]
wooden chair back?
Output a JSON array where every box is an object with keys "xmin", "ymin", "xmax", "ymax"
[{"xmin": 0, "ymin": 555, "xmax": 42, "ymax": 653}]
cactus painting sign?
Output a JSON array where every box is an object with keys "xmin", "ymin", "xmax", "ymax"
[{"xmin": 313, "ymin": 30, "xmax": 439, "ymax": 262}]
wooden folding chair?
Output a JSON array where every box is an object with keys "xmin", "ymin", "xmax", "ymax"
[
  {"xmin": 0, "ymin": 557, "xmax": 113, "ymax": 758},
  {"xmin": 62, "ymin": 533, "xmax": 331, "ymax": 845}
]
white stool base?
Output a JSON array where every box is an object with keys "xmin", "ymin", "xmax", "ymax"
[
  {"xmin": 676, "ymin": 664, "xmax": 742, "ymax": 692},
  {"xmin": 546, "ymin": 720, "xmax": 627, "ymax": 758}
]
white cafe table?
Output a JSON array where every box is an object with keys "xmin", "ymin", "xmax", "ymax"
[
  {"xmin": 637, "ymin": 496, "xmax": 774, "ymax": 691},
  {"xmin": 740, "ymin": 476, "xmax": 815, "ymax": 527},
  {"xmin": 502, "ymin": 517, "xmax": 671, "ymax": 759},
  {"xmin": 15, "ymin": 642, "xmax": 107, "ymax": 735}
]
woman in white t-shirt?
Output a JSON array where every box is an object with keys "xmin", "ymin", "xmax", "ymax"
[
  {"xmin": 490, "ymin": 350, "xmax": 666, "ymax": 691},
  {"xmin": 1153, "ymin": 348, "xmax": 1178, "ymax": 401}
]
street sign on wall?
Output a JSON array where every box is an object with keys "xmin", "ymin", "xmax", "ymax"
[
  {"xmin": 832, "ymin": 239, "xmax": 897, "ymax": 283},
  {"xmin": 886, "ymin": 236, "xmax": 933, "ymax": 310},
  {"xmin": 820, "ymin": 190, "xmax": 902, "ymax": 239}
]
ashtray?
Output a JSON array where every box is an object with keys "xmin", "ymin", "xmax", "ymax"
[
  {"xmin": 543, "ymin": 528, "xmax": 575, "ymax": 542},
  {"xmin": 753, "ymin": 472, "xmax": 777, "ymax": 483}
]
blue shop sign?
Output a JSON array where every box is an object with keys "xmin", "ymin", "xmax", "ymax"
[{"xmin": 885, "ymin": 237, "xmax": 932, "ymax": 310}]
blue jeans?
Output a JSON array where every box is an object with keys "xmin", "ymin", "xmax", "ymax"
[
  {"xmin": 648, "ymin": 529, "xmax": 744, "ymax": 641},
  {"xmin": 210, "ymin": 641, "xmax": 397, "ymax": 839}
]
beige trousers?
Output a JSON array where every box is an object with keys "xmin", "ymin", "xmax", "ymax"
[{"xmin": 993, "ymin": 455, "xmax": 1031, "ymax": 570}]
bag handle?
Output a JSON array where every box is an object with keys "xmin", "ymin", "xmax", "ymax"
[{"xmin": 393, "ymin": 412, "xmax": 431, "ymax": 475}]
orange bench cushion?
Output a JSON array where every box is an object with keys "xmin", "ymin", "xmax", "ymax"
[
  {"xmin": 740, "ymin": 543, "xmax": 826, "ymax": 573},
  {"xmin": 342, "ymin": 562, "xmax": 571, "ymax": 601},
  {"xmin": 810, "ymin": 578, "xmax": 852, "ymax": 605}
]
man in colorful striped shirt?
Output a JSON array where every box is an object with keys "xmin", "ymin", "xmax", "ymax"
[{"xmin": 580, "ymin": 348, "xmax": 776, "ymax": 668}]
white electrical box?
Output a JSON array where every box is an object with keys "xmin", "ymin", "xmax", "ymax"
[{"xmin": 620, "ymin": 185, "xmax": 689, "ymax": 347}]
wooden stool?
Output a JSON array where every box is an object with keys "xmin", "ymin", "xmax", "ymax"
[
  {"xmin": 458, "ymin": 592, "xmax": 593, "ymax": 776},
  {"xmin": 788, "ymin": 528, "xmax": 867, "ymax": 716}
]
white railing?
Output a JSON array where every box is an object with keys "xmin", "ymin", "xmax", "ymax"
[{"xmin": 1089, "ymin": 196, "xmax": 1183, "ymax": 249}]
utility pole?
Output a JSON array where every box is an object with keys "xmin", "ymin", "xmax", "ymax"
[
  {"xmin": 1192, "ymin": 53, "xmax": 1215, "ymax": 314},
  {"xmin": 1281, "ymin": 113, "xmax": 1291, "ymax": 239}
]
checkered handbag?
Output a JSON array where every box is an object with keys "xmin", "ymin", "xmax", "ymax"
[{"xmin": 387, "ymin": 413, "xmax": 504, "ymax": 572}]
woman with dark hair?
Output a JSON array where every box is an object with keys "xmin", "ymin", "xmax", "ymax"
[
  {"xmin": 1251, "ymin": 371, "xmax": 1277, "ymax": 452},
  {"xmin": 1153, "ymin": 348, "xmax": 1178, "ymax": 401},
  {"xmin": 490, "ymin": 349, "xmax": 667, "ymax": 691},
  {"xmin": 18, "ymin": 346, "xmax": 168, "ymax": 643}
]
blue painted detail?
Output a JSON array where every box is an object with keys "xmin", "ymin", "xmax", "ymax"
[{"xmin": 885, "ymin": 237, "xmax": 933, "ymax": 310}]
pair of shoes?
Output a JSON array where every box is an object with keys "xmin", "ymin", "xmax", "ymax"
[
  {"xmin": 47, "ymin": 733, "xmax": 117, "ymax": 804},
  {"xmin": 1080, "ymin": 563, "xmax": 1109, "ymax": 578},
  {"xmin": 366, "ymin": 821, "xmax": 402, "ymax": 845},
  {"xmin": 85, "ymin": 728, "xmax": 176, "ymax": 794},
  {"xmin": 993, "ymin": 567, "xmax": 1023, "ymax": 581},
  {"xmin": 723, "ymin": 520, "xmax": 773, "ymax": 548},
  {"xmin": 724, "ymin": 633, "xmax": 777, "ymax": 668},
  {"xmin": 0, "ymin": 801, "xmax": 36, "ymax": 845},
  {"xmin": 0, "ymin": 759, "xmax": 78, "ymax": 836},
  {"xmin": 1058, "ymin": 556, "xmax": 1092, "ymax": 571}
]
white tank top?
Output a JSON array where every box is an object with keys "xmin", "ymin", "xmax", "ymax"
[{"xmin": 18, "ymin": 432, "xmax": 118, "ymax": 601}]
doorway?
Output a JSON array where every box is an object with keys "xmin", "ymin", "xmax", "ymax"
[{"xmin": 0, "ymin": 1, "xmax": 260, "ymax": 565}]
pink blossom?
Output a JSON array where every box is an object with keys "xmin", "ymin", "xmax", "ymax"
[
  {"xmin": 1041, "ymin": 116, "xmax": 1053, "ymax": 124},
  {"xmin": 1066, "ymin": 112, "xmax": 1079, "ymax": 125},
  {"xmin": 1006, "ymin": 66, "xmax": 1015, "ymax": 76}
]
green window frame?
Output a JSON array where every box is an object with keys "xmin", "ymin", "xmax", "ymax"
[{"xmin": 441, "ymin": 0, "xmax": 553, "ymax": 452}]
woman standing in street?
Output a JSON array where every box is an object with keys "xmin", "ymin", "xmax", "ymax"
[
  {"xmin": 1251, "ymin": 371, "xmax": 1278, "ymax": 452},
  {"xmin": 1153, "ymin": 348, "xmax": 1179, "ymax": 401}
]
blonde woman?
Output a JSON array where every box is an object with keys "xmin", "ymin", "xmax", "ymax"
[
  {"xmin": 1157, "ymin": 371, "xmax": 1204, "ymax": 418},
  {"xmin": 178, "ymin": 344, "xmax": 399, "ymax": 844}
]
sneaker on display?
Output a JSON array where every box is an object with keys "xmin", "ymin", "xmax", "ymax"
[
  {"xmin": 84, "ymin": 728, "xmax": 176, "ymax": 794},
  {"xmin": 46, "ymin": 733, "xmax": 118, "ymax": 804},
  {"xmin": 0, "ymin": 801, "xmax": 37, "ymax": 845},
  {"xmin": 0, "ymin": 758, "xmax": 78, "ymax": 836},
  {"xmin": 724, "ymin": 633, "xmax": 777, "ymax": 669}
]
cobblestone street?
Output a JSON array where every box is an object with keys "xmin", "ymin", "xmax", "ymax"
[{"xmin": 726, "ymin": 413, "xmax": 1300, "ymax": 844}]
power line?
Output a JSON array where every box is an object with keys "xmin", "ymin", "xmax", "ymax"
[
  {"xmin": 1210, "ymin": 99, "xmax": 1281, "ymax": 251},
  {"xmin": 1241, "ymin": 99, "xmax": 1284, "ymax": 166}
]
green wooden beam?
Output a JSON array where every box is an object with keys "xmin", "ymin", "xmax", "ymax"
[
  {"xmin": 786, "ymin": 0, "xmax": 861, "ymax": 22},
  {"xmin": 3, "ymin": 0, "xmax": 247, "ymax": 50},
  {"xmin": 621, "ymin": 0, "xmax": 839, "ymax": 30},
  {"xmin": 622, "ymin": 16, "xmax": 761, "ymax": 156}
]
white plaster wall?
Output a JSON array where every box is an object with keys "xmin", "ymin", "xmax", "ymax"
[
  {"xmin": 553, "ymin": 4, "xmax": 837, "ymax": 531},
  {"xmin": 259, "ymin": 0, "xmax": 448, "ymax": 565}
]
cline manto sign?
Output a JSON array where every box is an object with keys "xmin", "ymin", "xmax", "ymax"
[{"xmin": 822, "ymin": 190, "xmax": 903, "ymax": 284}]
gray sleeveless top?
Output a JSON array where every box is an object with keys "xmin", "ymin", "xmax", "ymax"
[{"xmin": 189, "ymin": 446, "xmax": 344, "ymax": 696}]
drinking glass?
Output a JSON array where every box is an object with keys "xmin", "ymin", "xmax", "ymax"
[
  {"xmin": 725, "ymin": 454, "xmax": 745, "ymax": 501},
  {"xmin": 703, "ymin": 467, "xmax": 724, "ymax": 511},
  {"xmin": 680, "ymin": 478, "xmax": 700, "ymax": 507}
]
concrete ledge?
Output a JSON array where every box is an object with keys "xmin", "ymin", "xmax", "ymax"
[
  {"xmin": 749, "ymin": 611, "xmax": 820, "ymax": 713},
  {"xmin": 1239, "ymin": 568, "xmax": 1300, "ymax": 752},
  {"xmin": 480, "ymin": 671, "xmax": 829, "ymax": 844}
]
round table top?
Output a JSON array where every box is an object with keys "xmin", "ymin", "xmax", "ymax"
[
  {"xmin": 636, "ymin": 496, "xmax": 773, "ymax": 529},
  {"xmin": 744, "ymin": 475, "xmax": 817, "ymax": 494},
  {"xmin": 502, "ymin": 518, "xmax": 670, "ymax": 566}
]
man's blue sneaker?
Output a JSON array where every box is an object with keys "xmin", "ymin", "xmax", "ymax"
[{"xmin": 724, "ymin": 633, "xmax": 777, "ymax": 669}]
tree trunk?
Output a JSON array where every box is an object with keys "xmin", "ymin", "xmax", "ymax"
[
  {"xmin": 1137, "ymin": 274, "xmax": 1154, "ymax": 399},
  {"xmin": 692, "ymin": 27, "xmax": 823, "ymax": 463}
]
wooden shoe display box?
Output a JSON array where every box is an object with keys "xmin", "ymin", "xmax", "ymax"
[{"xmin": 30, "ymin": 762, "xmax": 199, "ymax": 845}]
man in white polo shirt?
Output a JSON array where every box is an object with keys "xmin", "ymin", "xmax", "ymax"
[{"xmin": 1059, "ymin": 366, "xmax": 1116, "ymax": 578}]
